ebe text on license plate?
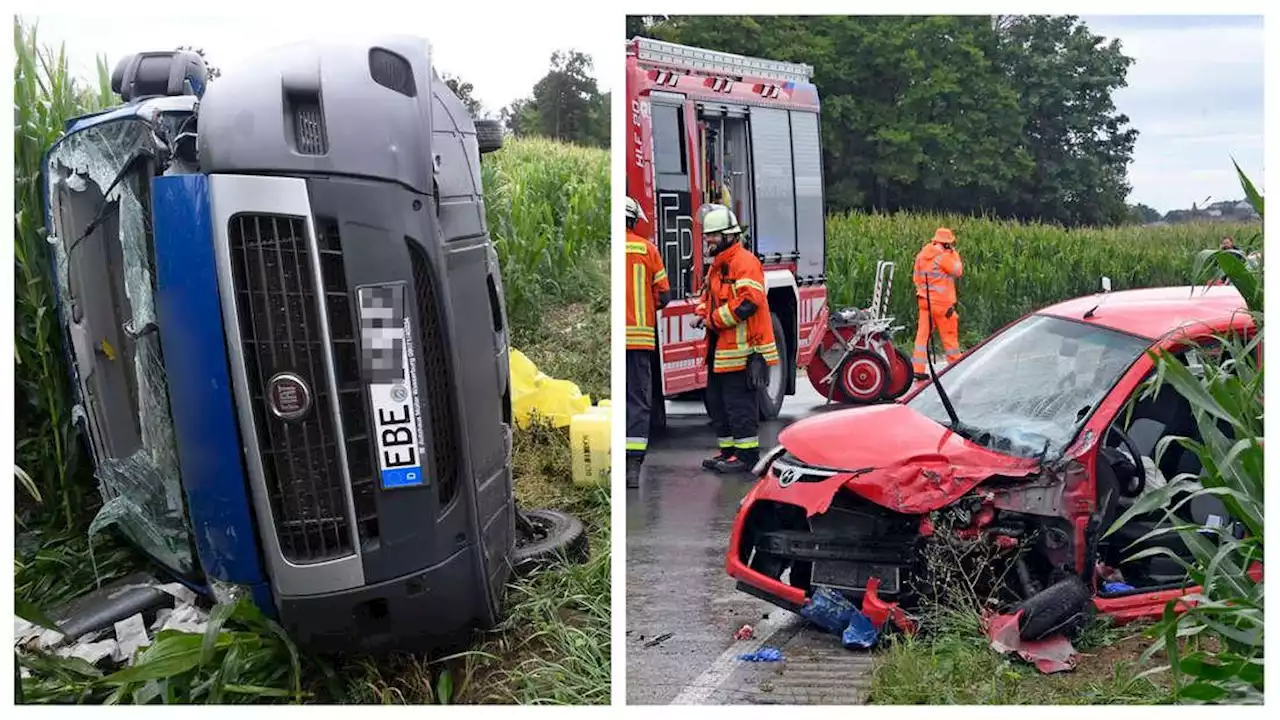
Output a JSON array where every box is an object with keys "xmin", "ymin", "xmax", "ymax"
[{"xmin": 357, "ymin": 284, "xmax": 426, "ymax": 489}]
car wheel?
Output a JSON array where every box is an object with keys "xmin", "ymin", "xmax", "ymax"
[
  {"xmin": 1016, "ymin": 576, "xmax": 1092, "ymax": 641},
  {"xmin": 512, "ymin": 509, "xmax": 587, "ymax": 574},
  {"xmin": 758, "ymin": 312, "xmax": 787, "ymax": 420}
]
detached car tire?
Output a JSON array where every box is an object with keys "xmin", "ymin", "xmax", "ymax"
[
  {"xmin": 1016, "ymin": 576, "xmax": 1092, "ymax": 641},
  {"xmin": 513, "ymin": 509, "xmax": 587, "ymax": 573}
]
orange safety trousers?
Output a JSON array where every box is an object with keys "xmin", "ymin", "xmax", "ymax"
[{"xmin": 912, "ymin": 299, "xmax": 961, "ymax": 375}]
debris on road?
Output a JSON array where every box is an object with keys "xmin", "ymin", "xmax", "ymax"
[
  {"xmin": 734, "ymin": 624, "xmax": 755, "ymax": 640},
  {"xmin": 841, "ymin": 611, "xmax": 878, "ymax": 650},
  {"xmin": 15, "ymin": 576, "xmax": 211, "ymax": 671},
  {"xmin": 799, "ymin": 587, "xmax": 856, "ymax": 634},
  {"xmin": 738, "ymin": 646, "xmax": 784, "ymax": 662},
  {"xmin": 644, "ymin": 632, "xmax": 674, "ymax": 648},
  {"xmin": 985, "ymin": 611, "xmax": 1079, "ymax": 674}
]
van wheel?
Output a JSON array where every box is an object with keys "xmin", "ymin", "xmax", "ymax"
[
  {"xmin": 758, "ymin": 312, "xmax": 787, "ymax": 420},
  {"xmin": 513, "ymin": 509, "xmax": 587, "ymax": 574}
]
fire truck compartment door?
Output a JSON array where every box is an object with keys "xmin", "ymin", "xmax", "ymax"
[{"xmin": 748, "ymin": 106, "xmax": 796, "ymax": 259}]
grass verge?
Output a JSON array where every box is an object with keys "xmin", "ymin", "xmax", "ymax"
[{"xmin": 868, "ymin": 611, "xmax": 1171, "ymax": 704}]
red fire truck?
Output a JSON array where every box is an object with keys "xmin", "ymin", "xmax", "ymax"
[{"xmin": 626, "ymin": 37, "xmax": 831, "ymax": 424}]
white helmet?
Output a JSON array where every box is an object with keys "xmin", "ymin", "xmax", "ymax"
[
  {"xmin": 701, "ymin": 204, "xmax": 742, "ymax": 235},
  {"xmin": 625, "ymin": 196, "xmax": 647, "ymax": 223}
]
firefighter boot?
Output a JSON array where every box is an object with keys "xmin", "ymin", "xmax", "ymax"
[
  {"xmin": 701, "ymin": 444, "xmax": 733, "ymax": 470},
  {"xmin": 714, "ymin": 448, "xmax": 758, "ymax": 474}
]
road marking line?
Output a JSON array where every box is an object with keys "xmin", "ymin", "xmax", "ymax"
[{"xmin": 669, "ymin": 608, "xmax": 800, "ymax": 705}]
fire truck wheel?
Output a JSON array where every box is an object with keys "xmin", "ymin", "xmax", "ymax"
[
  {"xmin": 758, "ymin": 312, "xmax": 787, "ymax": 420},
  {"xmin": 881, "ymin": 345, "xmax": 914, "ymax": 400},
  {"xmin": 1016, "ymin": 576, "xmax": 1092, "ymax": 641},
  {"xmin": 513, "ymin": 509, "xmax": 588, "ymax": 574},
  {"xmin": 838, "ymin": 349, "xmax": 889, "ymax": 403}
]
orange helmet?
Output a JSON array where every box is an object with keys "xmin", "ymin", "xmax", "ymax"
[{"xmin": 931, "ymin": 227, "xmax": 956, "ymax": 245}]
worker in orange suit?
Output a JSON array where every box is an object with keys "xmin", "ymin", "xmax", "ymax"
[
  {"xmin": 625, "ymin": 196, "xmax": 670, "ymax": 488},
  {"xmin": 693, "ymin": 205, "xmax": 778, "ymax": 473},
  {"xmin": 911, "ymin": 227, "xmax": 964, "ymax": 379}
]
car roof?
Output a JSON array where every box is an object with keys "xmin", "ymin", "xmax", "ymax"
[{"xmin": 1038, "ymin": 285, "xmax": 1252, "ymax": 340}]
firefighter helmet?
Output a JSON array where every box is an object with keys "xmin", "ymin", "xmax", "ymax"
[
  {"xmin": 701, "ymin": 204, "xmax": 742, "ymax": 235},
  {"xmin": 625, "ymin": 196, "xmax": 647, "ymax": 224}
]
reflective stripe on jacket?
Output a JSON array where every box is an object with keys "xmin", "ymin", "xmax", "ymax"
[
  {"xmin": 625, "ymin": 230, "xmax": 670, "ymax": 350},
  {"xmin": 913, "ymin": 241, "xmax": 963, "ymax": 306},
  {"xmin": 699, "ymin": 242, "xmax": 778, "ymax": 373}
]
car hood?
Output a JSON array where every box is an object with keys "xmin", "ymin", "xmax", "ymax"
[{"xmin": 761, "ymin": 404, "xmax": 1038, "ymax": 515}]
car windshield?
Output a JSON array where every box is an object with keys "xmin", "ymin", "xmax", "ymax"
[{"xmin": 907, "ymin": 314, "xmax": 1150, "ymax": 459}]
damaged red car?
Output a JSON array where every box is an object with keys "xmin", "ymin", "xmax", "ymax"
[{"xmin": 727, "ymin": 284, "xmax": 1259, "ymax": 639}]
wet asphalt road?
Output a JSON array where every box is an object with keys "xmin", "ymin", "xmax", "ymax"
[{"xmin": 626, "ymin": 383, "xmax": 876, "ymax": 705}]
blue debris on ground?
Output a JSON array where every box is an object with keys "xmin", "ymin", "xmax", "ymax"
[
  {"xmin": 1103, "ymin": 582, "xmax": 1135, "ymax": 593},
  {"xmin": 799, "ymin": 587, "xmax": 856, "ymax": 634},
  {"xmin": 800, "ymin": 587, "xmax": 882, "ymax": 650},
  {"xmin": 737, "ymin": 646, "xmax": 784, "ymax": 662},
  {"xmin": 841, "ymin": 609, "xmax": 879, "ymax": 649}
]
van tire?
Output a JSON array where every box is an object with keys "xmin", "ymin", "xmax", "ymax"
[{"xmin": 513, "ymin": 509, "xmax": 587, "ymax": 574}]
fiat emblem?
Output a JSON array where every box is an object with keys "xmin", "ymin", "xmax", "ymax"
[{"xmin": 267, "ymin": 372, "xmax": 311, "ymax": 421}]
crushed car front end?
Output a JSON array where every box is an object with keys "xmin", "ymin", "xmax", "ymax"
[{"xmin": 728, "ymin": 312, "xmax": 1157, "ymax": 619}]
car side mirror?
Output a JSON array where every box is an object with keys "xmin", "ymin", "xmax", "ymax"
[{"xmin": 1101, "ymin": 276, "xmax": 1112, "ymax": 293}]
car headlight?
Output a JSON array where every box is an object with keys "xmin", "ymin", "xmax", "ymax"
[{"xmin": 752, "ymin": 444, "xmax": 787, "ymax": 477}]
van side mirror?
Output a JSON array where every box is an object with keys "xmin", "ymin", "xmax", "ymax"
[
  {"xmin": 476, "ymin": 119, "xmax": 503, "ymax": 154},
  {"xmin": 1101, "ymin": 276, "xmax": 1112, "ymax": 293}
]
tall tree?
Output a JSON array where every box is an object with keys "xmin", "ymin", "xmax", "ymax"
[
  {"xmin": 642, "ymin": 15, "xmax": 1138, "ymax": 226},
  {"xmin": 441, "ymin": 73, "xmax": 484, "ymax": 118},
  {"xmin": 500, "ymin": 50, "xmax": 607, "ymax": 148},
  {"xmin": 995, "ymin": 15, "xmax": 1138, "ymax": 226}
]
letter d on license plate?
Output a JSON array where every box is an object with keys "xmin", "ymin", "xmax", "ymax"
[{"xmin": 358, "ymin": 284, "xmax": 426, "ymax": 489}]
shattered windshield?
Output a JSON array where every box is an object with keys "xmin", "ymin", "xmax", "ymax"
[
  {"xmin": 45, "ymin": 118, "xmax": 195, "ymax": 574},
  {"xmin": 907, "ymin": 314, "xmax": 1149, "ymax": 459}
]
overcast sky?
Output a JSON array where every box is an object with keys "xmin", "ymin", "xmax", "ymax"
[
  {"xmin": 1080, "ymin": 14, "xmax": 1264, "ymax": 213},
  {"xmin": 20, "ymin": 10, "xmax": 616, "ymax": 120}
]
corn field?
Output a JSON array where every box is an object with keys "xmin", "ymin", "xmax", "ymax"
[
  {"xmin": 824, "ymin": 211, "xmax": 1262, "ymax": 345},
  {"xmin": 481, "ymin": 136, "xmax": 610, "ymax": 338}
]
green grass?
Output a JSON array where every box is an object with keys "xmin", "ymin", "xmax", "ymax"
[
  {"xmin": 825, "ymin": 211, "xmax": 1262, "ymax": 347},
  {"xmin": 15, "ymin": 17, "xmax": 610, "ymax": 705},
  {"xmin": 868, "ymin": 611, "xmax": 1171, "ymax": 705}
]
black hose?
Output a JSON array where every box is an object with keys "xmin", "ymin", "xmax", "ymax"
[{"xmin": 924, "ymin": 281, "xmax": 961, "ymax": 428}]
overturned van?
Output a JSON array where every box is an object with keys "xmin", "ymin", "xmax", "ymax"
[{"xmin": 42, "ymin": 38, "xmax": 582, "ymax": 653}]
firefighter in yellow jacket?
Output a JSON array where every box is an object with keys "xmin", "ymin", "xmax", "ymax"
[
  {"xmin": 911, "ymin": 227, "xmax": 964, "ymax": 378},
  {"xmin": 625, "ymin": 196, "xmax": 670, "ymax": 487},
  {"xmin": 694, "ymin": 205, "xmax": 778, "ymax": 473}
]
